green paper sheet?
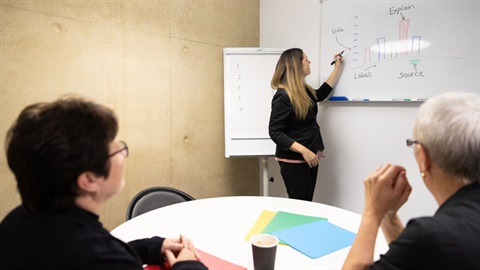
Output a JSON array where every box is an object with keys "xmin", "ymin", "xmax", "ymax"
[{"xmin": 261, "ymin": 211, "xmax": 328, "ymax": 244}]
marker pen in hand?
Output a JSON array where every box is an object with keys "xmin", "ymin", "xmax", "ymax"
[{"xmin": 330, "ymin": 50, "xmax": 345, "ymax": 65}]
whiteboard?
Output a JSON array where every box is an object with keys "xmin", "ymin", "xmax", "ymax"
[
  {"xmin": 319, "ymin": 1, "xmax": 480, "ymax": 101},
  {"xmin": 223, "ymin": 48, "xmax": 285, "ymax": 157}
]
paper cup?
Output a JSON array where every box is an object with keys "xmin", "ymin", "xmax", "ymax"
[{"xmin": 251, "ymin": 234, "xmax": 279, "ymax": 270}]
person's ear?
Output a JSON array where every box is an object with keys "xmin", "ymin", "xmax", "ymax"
[
  {"xmin": 77, "ymin": 172, "xmax": 100, "ymax": 193},
  {"xmin": 416, "ymin": 144, "xmax": 431, "ymax": 173}
]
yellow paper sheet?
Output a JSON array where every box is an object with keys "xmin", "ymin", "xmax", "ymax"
[{"xmin": 244, "ymin": 210, "xmax": 276, "ymax": 241}]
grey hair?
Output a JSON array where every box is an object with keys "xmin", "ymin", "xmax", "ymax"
[{"xmin": 413, "ymin": 92, "xmax": 480, "ymax": 183}]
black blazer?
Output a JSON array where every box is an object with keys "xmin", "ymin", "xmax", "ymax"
[{"xmin": 268, "ymin": 82, "xmax": 333, "ymax": 160}]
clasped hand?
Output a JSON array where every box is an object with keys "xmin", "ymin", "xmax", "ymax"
[
  {"xmin": 162, "ymin": 234, "xmax": 201, "ymax": 267},
  {"xmin": 363, "ymin": 164, "xmax": 412, "ymax": 220}
]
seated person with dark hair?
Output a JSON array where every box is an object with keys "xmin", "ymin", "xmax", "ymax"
[{"xmin": 0, "ymin": 97, "xmax": 207, "ymax": 270}]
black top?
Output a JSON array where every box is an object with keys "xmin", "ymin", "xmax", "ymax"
[
  {"xmin": 268, "ymin": 82, "xmax": 333, "ymax": 160},
  {"xmin": 0, "ymin": 205, "xmax": 207, "ymax": 270},
  {"xmin": 370, "ymin": 182, "xmax": 480, "ymax": 269}
]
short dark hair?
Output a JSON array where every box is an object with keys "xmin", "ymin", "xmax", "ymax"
[{"xmin": 5, "ymin": 97, "xmax": 118, "ymax": 213}]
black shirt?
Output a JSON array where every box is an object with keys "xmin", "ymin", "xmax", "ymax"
[
  {"xmin": 269, "ymin": 83, "xmax": 333, "ymax": 160},
  {"xmin": 370, "ymin": 182, "xmax": 480, "ymax": 269},
  {"xmin": 0, "ymin": 205, "xmax": 207, "ymax": 270}
]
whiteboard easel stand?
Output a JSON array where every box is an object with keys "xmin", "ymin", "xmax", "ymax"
[{"xmin": 260, "ymin": 157, "xmax": 269, "ymax": 196}]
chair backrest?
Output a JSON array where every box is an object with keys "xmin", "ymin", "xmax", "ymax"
[{"xmin": 126, "ymin": 186, "xmax": 195, "ymax": 220}]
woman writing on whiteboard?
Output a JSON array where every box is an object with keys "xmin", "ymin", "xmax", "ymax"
[{"xmin": 268, "ymin": 48, "xmax": 343, "ymax": 201}]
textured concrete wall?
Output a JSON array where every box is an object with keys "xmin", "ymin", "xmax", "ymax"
[{"xmin": 0, "ymin": 1, "xmax": 259, "ymax": 230}]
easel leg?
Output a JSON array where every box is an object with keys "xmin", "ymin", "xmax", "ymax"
[{"xmin": 259, "ymin": 157, "xmax": 268, "ymax": 196}]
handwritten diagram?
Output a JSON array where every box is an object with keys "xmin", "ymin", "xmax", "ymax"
[{"xmin": 320, "ymin": 2, "xmax": 479, "ymax": 100}]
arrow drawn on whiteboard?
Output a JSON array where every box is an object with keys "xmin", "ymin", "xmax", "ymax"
[
  {"xmin": 408, "ymin": 59, "xmax": 421, "ymax": 68},
  {"xmin": 400, "ymin": 12, "xmax": 405, "ymax": 20},
  {"xmin": 364, "ymin": 65, "xmax": 376, "ymax": 71},
  {"xmin": 335, "ymin": 36, "xmax": 351, "ymax": 50}
]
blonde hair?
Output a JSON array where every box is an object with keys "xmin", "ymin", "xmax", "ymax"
[{"xmin": 271, "ymin": 48, "xmax": 316, "ymax": 119}]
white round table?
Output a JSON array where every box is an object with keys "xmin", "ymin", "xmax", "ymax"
[{"xmin": 111, "ymin": 196, "xmax": 388, "ymax": 270}]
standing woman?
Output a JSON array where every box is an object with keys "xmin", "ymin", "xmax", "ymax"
[{"xmin": 269, "ymin": 48, "xmax": 343, "ymax": 201}]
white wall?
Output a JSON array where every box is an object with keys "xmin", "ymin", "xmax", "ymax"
[{"xmin": 260, "ymin": 0, "xmax": 438, "ymax": 224}]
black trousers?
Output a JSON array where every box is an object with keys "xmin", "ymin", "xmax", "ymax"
[{"xmin": 278, "ymin": 161, "xmax": 319, "ymax": 201}]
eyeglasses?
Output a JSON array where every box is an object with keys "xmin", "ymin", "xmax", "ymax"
[
  {"xmin": 108, "ymin": 141, "xmax": 129, "ymax": 158},
  {"xmin": 406, "ymin": 138, "xmax": 421, "ymax": 147}
]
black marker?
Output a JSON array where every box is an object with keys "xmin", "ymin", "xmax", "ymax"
[{"xmin": 330, "ymin": 50, "xmax": 345, "ymax": 65}]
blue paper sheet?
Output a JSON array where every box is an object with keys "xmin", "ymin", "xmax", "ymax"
[
  {"xmin": 261, "ymin": 211, "xmax": 327, "ymax": 245},
  {"xmin": 271, "ymin": 220, "xmax": 356, "ymax": 259}
]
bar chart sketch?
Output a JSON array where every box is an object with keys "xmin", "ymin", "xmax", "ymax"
[{"xmin": 320, "ymin": 1, "xmax": 479, "ymax": 101}]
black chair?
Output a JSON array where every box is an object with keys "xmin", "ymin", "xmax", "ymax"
[{"xmin": 126, "ymin": 186, "xmax": 195, "ymax": 220}]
